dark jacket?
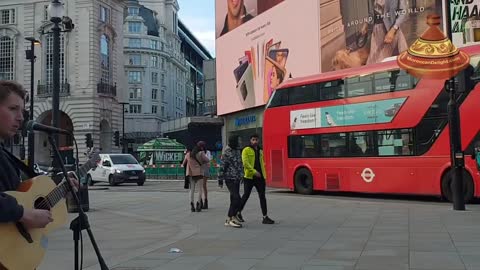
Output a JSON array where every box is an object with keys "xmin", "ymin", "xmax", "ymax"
[
  {"xmin": 219, "ymin": 146, "xmax": 243, "ymax": 181},
  {"xmin": 0, "ymin": 147, "xmax": 27, "ymax": 222}
]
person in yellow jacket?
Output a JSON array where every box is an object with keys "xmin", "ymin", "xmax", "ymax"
[{"xmin": 238, "ymin": 134, "xmax": 274, "ymax": 224}]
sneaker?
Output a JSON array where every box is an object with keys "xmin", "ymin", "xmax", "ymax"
[
  {"xmin": 262, "ymin": 216, "xmax": 275, "ymax": 224},
  {"xmin": 232, "ymin": 215, "xmax": 242, "ymax": 224},
  {"xmin": 236, "ymin": 212, "xmax": 245, "ymax": 222},
  {"xmin": 225, "ymin": 219, "xmax": 242, "ymax": 228}
]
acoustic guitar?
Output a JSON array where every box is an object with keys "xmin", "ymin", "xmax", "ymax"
[{"xmin": 0, "ymin": 154, "xmax": 100, "ymax": 270}]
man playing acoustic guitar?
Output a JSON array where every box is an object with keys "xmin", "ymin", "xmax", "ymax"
[
  {"xmin": 0, "ymin": 80, "xmax": 78, "ymax": 229},
  {"xmin": 0, "ymin": 80, "xmax": 54, "ymax": 230}
]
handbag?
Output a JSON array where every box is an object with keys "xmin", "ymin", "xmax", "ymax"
[{"xmin": 184, "ymin": 175, "xmax": 190, "ymax": 189}]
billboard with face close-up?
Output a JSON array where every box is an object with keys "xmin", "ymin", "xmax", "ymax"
[{"xmin": 216, "ymin": 0, "xmax": 479, "ymax": 116}]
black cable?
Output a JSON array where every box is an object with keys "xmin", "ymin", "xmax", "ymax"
[{"xmin": 72, "ymin": 137, "xmax": 84, "ymax": 269}]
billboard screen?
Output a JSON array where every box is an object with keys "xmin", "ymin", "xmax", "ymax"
[{"xmin": 216, "ymin": 0, "xmax": 471, "ymax": 116}]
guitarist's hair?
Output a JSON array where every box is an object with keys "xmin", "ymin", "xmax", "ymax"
[{"xmin": 0, "ymin": 80, "xmax": 26, "ymax": 103}]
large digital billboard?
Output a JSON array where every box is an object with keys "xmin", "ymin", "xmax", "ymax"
[{"xmin": 216, "ymin": 0, "xmax": 477, "ymax": 116}]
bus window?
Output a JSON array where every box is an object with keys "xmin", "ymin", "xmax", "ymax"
[
  {"xmin": 394, "ymin": 69, "xmax": 418, "ymax": 90},
  {"xmin": 415, "ymin": 118, "xmax": 447, "ymax": 155},
  {"xmin": 373, "ymin": 71, "xmax": 392, "ymax": 93},
  {"xmin": 349, "ymin": 132, "xmax": 374, "ymax": 156},
  {"xmin": 346, "ymin": 74, "xmax": 373, "ymax": 97},
  {"xmin": 289, "ymin": 84, "xmax": 318, "ymax": 105},
  {"xmin": 322, "ymin": 133, "xmax": 347, "ymax": 157},
  {"xmin": 267, "ymin": 88, "xmax": 289, "ymax": 108},
  {"xmin": 377, "ymin": 129, "xmax": 413, "ymax": 156},
  {"xmin": 319, "ymin": 80, "xmax": 345, "ymax": 100}
]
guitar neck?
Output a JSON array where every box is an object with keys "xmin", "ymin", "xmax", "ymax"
[
  {"xmin": 45, "ymin": 181, "xmax": 70, "ymax": 208},
  {"xmin": 44, "ymin": 156, "xmax": 98, "ymax": 208}
]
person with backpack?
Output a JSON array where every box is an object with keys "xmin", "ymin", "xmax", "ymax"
[{"xmin": 218, "ymin": 135, "xmax": 243, "ymax": 228}]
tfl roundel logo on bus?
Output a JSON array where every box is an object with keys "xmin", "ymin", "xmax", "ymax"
[{"xmin": 361, "ymin": 168, "xmax": 375, "ymax": 183}]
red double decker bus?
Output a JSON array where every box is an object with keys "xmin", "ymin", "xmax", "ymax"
[{"xmin": 263, "ymin": 45, "xmax": 480, "ymax": 202}]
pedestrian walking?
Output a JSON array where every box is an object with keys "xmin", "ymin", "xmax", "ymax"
[
  {"xmin": 199, "ymin": 141, "xmax": 211, "ymax": 209},
  {"xmin": 187, "ymin": 143, "xmax": 210, "ymax": 212},
  {"xmin": 218, "ymin": 135, "xmax": 243, "ymax": 228},
  {"xmin": 238, "ymin": 134, "xmax": 275, "ymax": 224},
  {"xmin": 182, "ymin": 147, "xmax": 192, "ymax": 191}
]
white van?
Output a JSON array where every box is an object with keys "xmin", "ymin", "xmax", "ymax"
[{"xmin": 87, "ymin": 154, "xmax": 146, "ymax": 186}]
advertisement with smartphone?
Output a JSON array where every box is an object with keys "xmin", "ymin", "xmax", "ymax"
[{"xmin": 216, "ymin": 0, "xmax": 320, "ymax": 115}]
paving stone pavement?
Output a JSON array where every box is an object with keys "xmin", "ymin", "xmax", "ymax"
[{"xmin": 37, "ymin": 180, "xmax": 480, "ymax": 270}]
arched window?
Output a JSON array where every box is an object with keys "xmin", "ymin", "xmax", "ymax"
[
  {"xmin": 100, "ymin": 34, "xmax": 111, "ymax": 85},
  {"xmin": 0, "ymin": 36, "xmax": 14, "ymax": 80}
]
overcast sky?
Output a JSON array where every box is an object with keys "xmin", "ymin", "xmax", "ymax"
[{"xmin": 178, "ymin": 0, "xmax": 216, "ymax": 57}]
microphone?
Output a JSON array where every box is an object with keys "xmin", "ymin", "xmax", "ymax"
[{"xmin": 25, "ymin": 120, "xmax": 71, "ymax": 135}]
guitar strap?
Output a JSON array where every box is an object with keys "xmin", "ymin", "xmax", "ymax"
[{"xmin": 1, "ymin": 148, "xmax": 37, "ymax": 179}]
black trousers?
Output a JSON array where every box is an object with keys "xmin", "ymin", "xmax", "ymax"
[
  {"xmin": 225, "ymin": 179, "xmax": 241, "ymax": 218},
  {"xmin": 240, "ymin": 177, "xmax": 267, "ymax": 216}
]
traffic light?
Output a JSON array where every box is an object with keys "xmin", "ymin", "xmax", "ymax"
[
  {"xmin": 85, "ymin": 133, "xmax": 93, "ymax": 148},
  {"xmin": 114, "ymin": 131, "xmax": 120, "ymax": 146}
]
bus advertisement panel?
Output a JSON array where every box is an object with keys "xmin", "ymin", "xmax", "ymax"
[{"xmin": 215, "ymin": 0, "xmax": 450, "ymax": 116}]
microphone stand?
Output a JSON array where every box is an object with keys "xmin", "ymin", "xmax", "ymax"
[{"xmin": 47, "ymin": 135, "xmax": 109, "ymax": 270}]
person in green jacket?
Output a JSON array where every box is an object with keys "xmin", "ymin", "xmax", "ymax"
[{"xmin": 238, "ymin": 134, "xmax": 274, "ymax": 224}]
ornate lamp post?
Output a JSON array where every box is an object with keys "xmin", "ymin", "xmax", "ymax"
[
  {"xmin": 25, "ymin": 37, "xmax": 41, "ymax": 170},
  {"xmin": 397, "ymin": 13, "xmax": 470, "ymax": 210},
  {"xmin": 47, "ymin": 0, "xmax": 64, "ymax": 151}
]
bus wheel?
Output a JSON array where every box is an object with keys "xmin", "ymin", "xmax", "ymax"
[
  {"xmin": 294, "ymin": 168, "xmax": 314, "ymax": 195},
  {"xmin": 441, "ymin": 169, "xmax": 474, "ymax": 203}
]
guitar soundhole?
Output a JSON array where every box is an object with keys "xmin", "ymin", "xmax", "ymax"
[{"xmin": 34, "ymin": 197, "xmax": 51, "ymax": 210}]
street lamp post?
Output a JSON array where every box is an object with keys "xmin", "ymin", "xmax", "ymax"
[
  {"xmin": 48, "ymin": 0, "xmax": 64, "ymax": 150},
  {"xmin": 25, "ymin": 37, "xmax": 40, "ymax": 170},
  {"xmin": 445, "ymin": 3, "xmax": 465, "ymax": 210},
  {"xmin": 119, "ymin": 102, "xmax": 129, "ymax": 153}
]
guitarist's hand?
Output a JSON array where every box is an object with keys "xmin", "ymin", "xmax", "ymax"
[{"xmin": 20, "ymin": 209, "xmax": 53, "ymax": 229}]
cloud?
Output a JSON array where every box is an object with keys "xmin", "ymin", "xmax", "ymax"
[{"xmin": 192, "ymin": 31, "xmax": 216, "ymax": 57}]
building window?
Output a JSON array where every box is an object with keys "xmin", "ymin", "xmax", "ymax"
[
  {"xmin": 100, "ymin": 35, "xmax": 111, "ymax": 84},
  {"xmin": 129, "ymin": 54, "xmax": 141, "ymax": 65},
  {"xmin": 129, "ymin": 88, "xmax": 142, "ymax": 99},
  {"xmin": 129, "ymin": 104, "xmax": 141, "ymax": 114},
  {"xmin": 161, "ymin": 73, "xmax": 165, "ymax": 85},
  {"xmin": 161, "ymin": 106, "xmax": 165, "ymax": 117},
  {"xmin": 0, "ymin": 9, "xmax": 15, "ymax": 25},
  {"xmin": 128, "ymin": 7, "xmax": 139, "ymax": 16},
  {"xmin": 172, "ymin": 12, "xmax": 177, "ymax": 34},
  {"xmin": 45, "ymin": 34, "xmax": 65, "ymax": 84},
  {"xmin": 129, "ymin": 38, "xmax": 141, "ymax": 48},
  {"xmin": 128, "ymin": 22, "xmax": 142, "ymax": 33},
  {"xmin": 152, "ymin": 105, "xmax": 158, "ymax": 114},
  {"xmin": 161, "ymin": 89, "xmax": 165, "ymax": 101},
  {"xmin": 43, "ymin": 5, "xmax": 49, "ymax": 21},
  {"xmin": 150, "ymin": 40, "xmax": 159, "ymax": 50},
  {"xmin": 0, "ymin": 36, "xmax": 14, "ymax": 80},
  {"xmin": 151, "ymin": 56, "xmax": 158, "ymax": 68},
  {"xmin": 100, "ymin": 6, "xmax": 110, "ymax": 23},
  {"xmin": 161, "ymin": 58, "xmax": 165, "ymax": 69},
  {"xmin": 152, "ymin": 72, "xmax": 158, "ymax": 84},
  {"xmin": 152, "ymin": 89, "xmax": 158, "ymax": 100},
  {"xmin": 128, "ymin": 71, "xmax": 142, "ymax": 83}
]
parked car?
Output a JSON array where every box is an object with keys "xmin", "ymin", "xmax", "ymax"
[
  {"xmin": 87, "ymin": 154, "xmax": 146, "ymax": 186},
  {"xmin": 33, "ymin": 163, "xmax": 48, "ymax": 175}
]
